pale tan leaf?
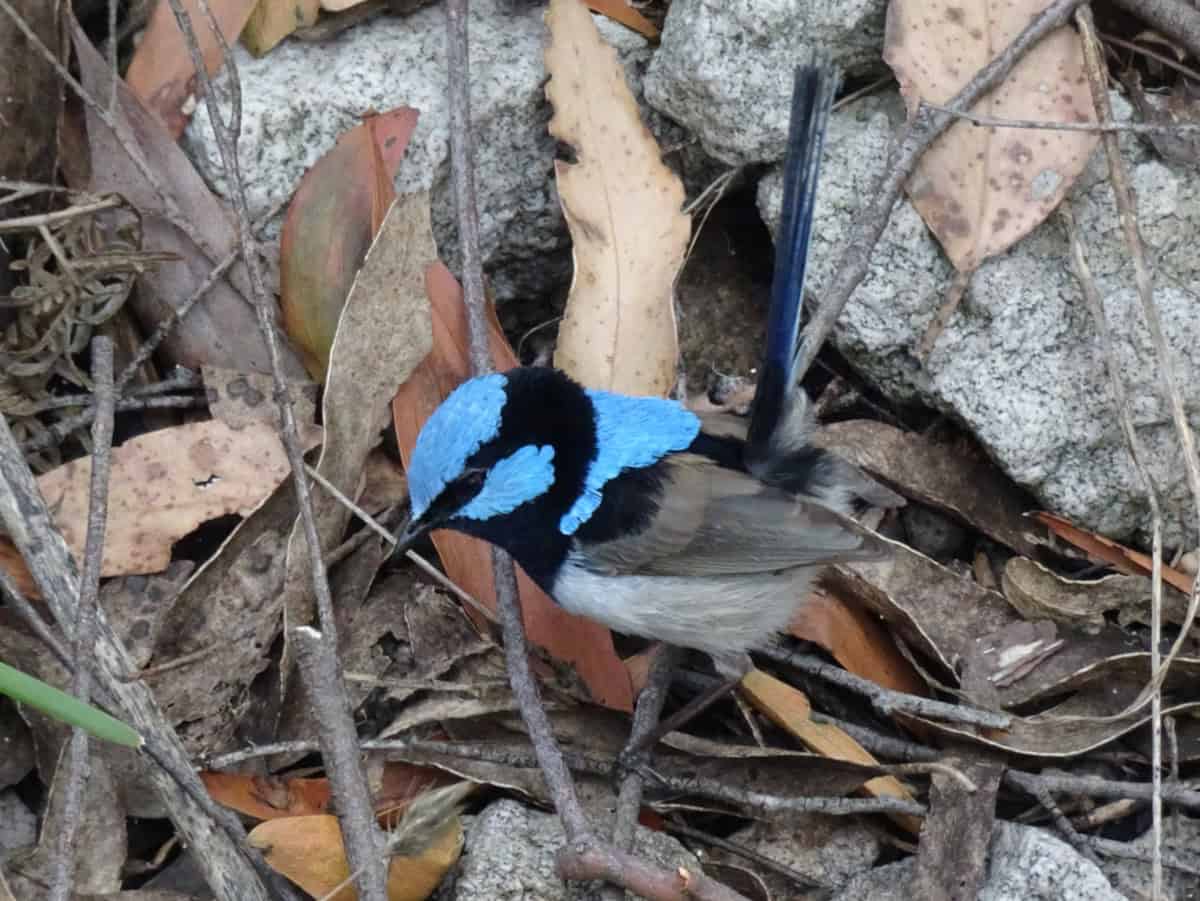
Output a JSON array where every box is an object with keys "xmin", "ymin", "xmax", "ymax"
[
  {"xmin": 545, "ymin": 0, "xmax": 690, "ymax": 394},
  {"xmin": 739, "ymin": 668, "xmax": 921, "ymax": 835},
  {"xmin": 28, "ymin": 419, "xmax": 303, "ymax": 579},
  {"xmin": 884, "ymin": 0, "xmax": 1099, "ymax": 270},
  {"xmin": 282, "ymin": 192, "xmax": 435, "ymax": 633}
]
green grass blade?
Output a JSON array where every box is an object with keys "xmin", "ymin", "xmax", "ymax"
[{"xmin": 0, "ymin": 659, "xmax": 141, "ymax": 748}]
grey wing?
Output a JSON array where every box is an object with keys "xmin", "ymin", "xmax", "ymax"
[{"xmin": 577, "ymin": 453, "xmax": 887, "ymax": 578}]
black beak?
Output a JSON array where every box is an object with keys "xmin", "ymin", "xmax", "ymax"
[{"xmin": 392, "ymin": 511, "xmax": 430, "ymax": 557}]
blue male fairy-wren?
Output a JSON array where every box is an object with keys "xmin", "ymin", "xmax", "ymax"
[{"xmin": 395, "ymin": 63, "xmax": 899, "ymax": 674}]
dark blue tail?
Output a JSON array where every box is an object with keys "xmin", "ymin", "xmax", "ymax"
[{"xmin": 746, "ymin": 62, "xmax": 839, "ymax": 461}]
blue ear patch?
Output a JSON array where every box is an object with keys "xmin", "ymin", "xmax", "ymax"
[
  {"xmin": 409, "ymin": 373, "xmax": 508, "ymax": 518},
  {"xmin": 560, "ymin": 391, "xmax": 700, "ymax": 535},
  {"xmin": 458, "ymin": 444, "xmax": 556, "ymax": 520}
]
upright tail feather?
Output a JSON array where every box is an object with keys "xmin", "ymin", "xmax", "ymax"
[{"xmin": 745, "ymin": 62, "xmax": 840, "ymax": 465}]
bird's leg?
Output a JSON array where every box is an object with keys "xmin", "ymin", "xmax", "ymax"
[{"xmin": 618, "ymin": 652, "xmax": 752, "ymax": 767}]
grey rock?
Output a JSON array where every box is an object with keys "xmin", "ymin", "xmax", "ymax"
[
  {"xmin": 644, "ymin": 0, "xmax": 887, "ymax": 165},
  {"xmin": 1101, "ymin": 817, "xmax": 1200, "ymax": 900},
  {"xmin": 447, "ymin": 799, "xmax": 702, "ymax": 900},
  {"xmin": 183, "ymin": 2, "xmax": 691, "ymax": 304},
  {"xmin": 725, "ymin": 814, "xmax": 880, "ymax": 896},
  {"xmin": 759, "ymin": 89, "xmax": 1200, "ymax": 544},
  {"xmin": 0, "ymin": 789, "xmax": 36, "ymax": 855},
  {"xmin": 833, "ymin": 823, "xmax": 1122, "ymax": 901},
  {"xmin": 0, "ymin": 698, "xmax": 35, "ymax": 790}
]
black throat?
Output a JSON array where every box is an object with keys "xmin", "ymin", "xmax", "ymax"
[{"xmin": 447, "ymin": 367, "xmax": 596, "ymax": 590}]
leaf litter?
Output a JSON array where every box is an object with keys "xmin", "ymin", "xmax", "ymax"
[{"xmin": 6, "ymin": 0, "xmax": 1200, "ymax": 896}]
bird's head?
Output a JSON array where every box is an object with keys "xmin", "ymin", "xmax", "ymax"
[{"xmin": 395, "ymin": 368, "xmax": 596, "ymax": 578}]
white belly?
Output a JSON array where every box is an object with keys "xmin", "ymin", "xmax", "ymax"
[{"xmin": 551, "ymin": 553, "xmax": 817, "ymax": 659}]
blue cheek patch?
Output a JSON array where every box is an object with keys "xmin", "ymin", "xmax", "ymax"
[
  {"xmin": 409, "ymin": 373, "xmax": 508, "ymax": 518},
  {"xmin": 559, "ymin": 391, "xmax": 700, "ymax": 535},
  {"xmin": 458, "ymin": 444, "xmax": 556, "ymax": 520}
]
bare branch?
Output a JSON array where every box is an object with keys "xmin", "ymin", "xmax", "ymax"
[
  {"xmin": 47, "ymin": 337, "xmax": 115, "ymax": 901},
  {"xmin": 160, "ymin": 0, "xmax": 387, "ymax": 896}
]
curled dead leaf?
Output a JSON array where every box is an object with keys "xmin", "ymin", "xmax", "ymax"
[{"xmin": 884, "ymin": 0, "xmax": 1099, "ymax": 270}]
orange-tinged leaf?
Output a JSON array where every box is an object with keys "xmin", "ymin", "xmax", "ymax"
[
  {"xmin": 249, "ymin": 813, "xmax": 463, "ymax": 901},
  {"xmin": 884, "ymin": 0, "xmax": 1098, "ymax": 271},
  {"xmin": 740, "ymin": 668, "xmax": 921, "ymax": 834},
  {"xmin": 280, "ymin": 108, "xmax": 419, "ymax": 381},
  {"xmin": 585, "ymin": 0, "xmax": 658, "ymax": 39},
  {"xmin": 791, "ymin": 590, "xmax": 926, "ymax": 697},
  {"xmin": 1034, "ymin": 512, "xmax": 1194, "ymax": 594},
  {"xmin": 125, "ymin": 0, "xmax": 258, "ymax": 137},
  {"xmin": 202, "ymin": 771, "xmax": 333, "ymax": 820},
  {"xmin": 391, "ymin": 263, "xmax": 634, "ymax": 712}
]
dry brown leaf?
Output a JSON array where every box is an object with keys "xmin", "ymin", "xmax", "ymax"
[
  {"xmin": 72, "ymin": 22, "xmax": 306, "ymax": 376},
  {"xmin": 828, "ymin": 535, "xmax": 1019, "ymax": 681},
  {"xmin": 884, "ymin": 0, "xmax": 1098, "ymax": 270},
  {"xmin": 249, "ymin": 811, "xmax": 462, "ymax": 901},
  {"xmin": 0, "ymin": 419, "xmax": 301, "ymax": 584},
  {"xmin": 790, "ymin": 588, "xmax": 927, "ymax": 697},
  {"xmin": 391, "ymin": 263, "xmax": 634, "ymax": 712},
  {"xmin": 898, "ymin": 697, "xmax": 1200, "ymax": 758},
  {"xmin": 545, "ymin": 0, "xmax": 690, "ymax": 394},
  {"xmin": 1034, "ymin": 511, "xmax": 1195, "ymax": 594},
  {"xmin": 242, "ymin": 0, "xmax": 320, "ymax": 56},
  {"xmin": 1002, "ymin": 556, "xmax": 1194, "ymax": 631},
  {"xmin": 585, "ymin": 0, "xmax": 658, "ymax": 39},
  {"xmin": 815, "ymin": 421, "xmax": 1039, "ymax": 557},
  {"xmin": 282, "ymin": 190, "xmax": 434, "ymax": 643},
  {"xmin": 738, "ymin": 668, "xmax": 921, "ymax": 835},
  {"xmin": 125, "ymin": 0, "xmax": 257, "ymax": 137}
]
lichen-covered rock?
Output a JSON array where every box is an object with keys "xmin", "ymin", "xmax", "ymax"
[{"xmin": 645, "ymin": 0, "xmax": 888, "ymax": 165}]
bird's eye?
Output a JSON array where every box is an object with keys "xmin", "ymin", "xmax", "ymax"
[{"xmin": 461, "ymin": 468, "xmax": 487, "ymax": 489}]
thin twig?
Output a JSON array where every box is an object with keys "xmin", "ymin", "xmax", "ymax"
[
  {"xmin": 1062, "ymin": 199, "xmax": 1167, "ymax": 894},
  {"xmin": 47, "ymin": 338, "xmax": 116, "ymax": 901},
  {"xmin": 1099, "ymin": 31, "xmax": 1200, "ymax": 84},
  {"xmin": 1029, "ymin": 776, "xmax": 1102, "ymax": 866},
  {"xmin": 1004, "ymin": 770, "xmax": 1200, "ymax": 813},
  {"xmin": 301, "ymin": 462, "xmax": 495, "ymax": 623},
  {"xmin": 445, "ymin": 0, "xmax": 489, "ymax": 374},
  {"xmin": 0, "ymin": 568, "xmax": 74, "ymax": 671},
  {"xmin": 605, "ymin": 644, "xmax": 681, "ymax": 901},
  {"xmin": 919, "ymin": 100, "xmax": 1200, "ymax": 134},
  {"xmin": 764, "ymin": 646, "xmax": 1010, "ymax": 729},
  {"xmin": 880, "ymin": 761, "xmax": 977, "ymax": 792},
  {"xmin": 1077, "ymin": 9, "xmax": 1200, "ymax": 896},
  {"xmin": 1110, "ymin": 0, "xmax": 1200, "ymax": 63},
  {"xmin": 666, "ymin": 820, "xmax": 827, "ymax": 892},
  {"xmin": 163, "ymin": 1, "xmax": 386, "ymax": 896},
  {"xmin": 793, "ymin": 0, "xmax": 1089, "ymax": 380}
]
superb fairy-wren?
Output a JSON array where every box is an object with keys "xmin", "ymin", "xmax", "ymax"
[{"xmin": 395, "ymin": 63, "xmax": 900, "ymax": 675}]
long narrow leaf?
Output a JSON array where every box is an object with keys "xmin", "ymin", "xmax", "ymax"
[{"xmin": 0, "ymin": 660, "xmax": 141, "ymax": 748}]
